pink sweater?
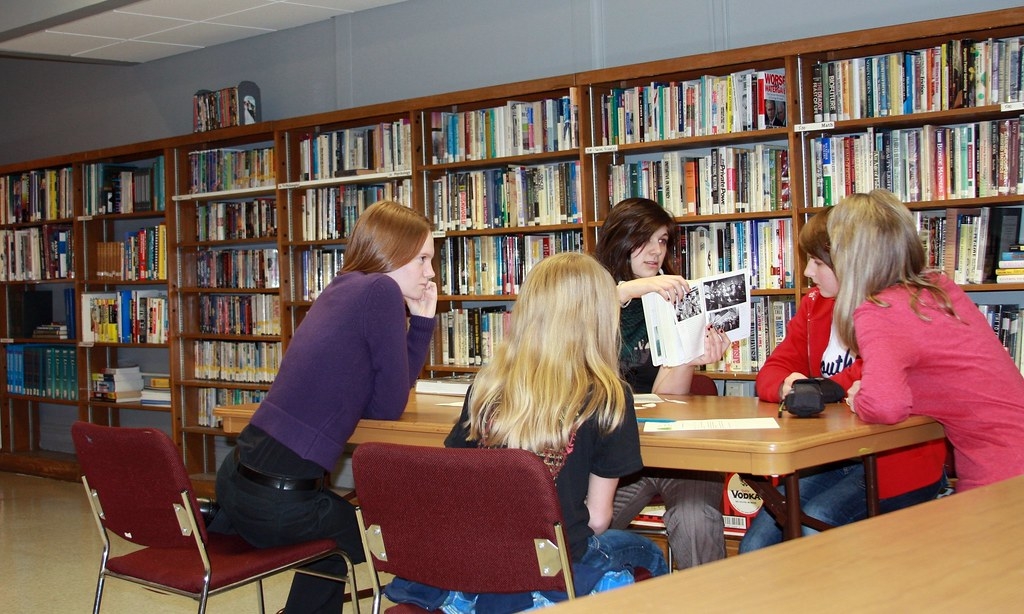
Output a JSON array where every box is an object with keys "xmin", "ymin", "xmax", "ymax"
[
  {"xmin": 758, "ymin": 287, "xmax": 944, "ymax": 498},
  {"xmin": 853, "ymin": 274, "xmax": 1024, "ymax": 491}
]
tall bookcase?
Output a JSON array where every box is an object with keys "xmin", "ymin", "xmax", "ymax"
[
  {"xmin": 414, "ymin": 76, "xmax": 585, "ymax": 373},
  {"xmin": 1, "ymin": 7, "xmax": 1022, "ymax": 486},
  {"xmin": 166, "ymin": 124, "xmax": 279, "ymax": 485}
]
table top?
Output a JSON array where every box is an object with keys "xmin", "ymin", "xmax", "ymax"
[
  {"xmin": 216, "ymin": 392, "xmax": 944, "ymax": 475},
  {"xmin": 544, "ymin": 472, "xmax": 1024, "ymax": 612}
]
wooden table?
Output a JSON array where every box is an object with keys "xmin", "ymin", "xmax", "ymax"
[
  {"xmin": 215, "ymin": 393, "xmax": 945, "ymax": 538},
  {"xmin": 543, "ymin": 472, "xmax": 1024, "ymax": 612}
]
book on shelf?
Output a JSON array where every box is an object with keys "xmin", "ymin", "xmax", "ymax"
[
  {"xmin": 415, "ymin": 375, "xmax": 475, "ymax": 396},
  {"xmin": 756, "ymin": 70, "xmax": 787, "ymax": 129},
  {"xmin": 32, "ymin": 324, "xmax": 68, "ymax": 339},
  {"xmin": 642, "ymin": 270, "xmax": 752, "ymax": 367},
  {"xmin": 996, "ymin": 274, "xmax": 1024, "ymax": 284}
]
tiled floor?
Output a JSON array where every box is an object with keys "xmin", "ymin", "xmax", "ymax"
[{"xmin": 0, "ymin": 471, "xmax": 376, "ymax": 613}]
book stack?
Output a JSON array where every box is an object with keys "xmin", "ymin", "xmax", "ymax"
[
  {"xmin": 141, "ymin": 375, "xmax": 172, "ymax": 407},
  {"xmin": 414, "ymin": 375, "xmax": 475, "ymax": 396},
  {"xmin": 91, "ymin": 364, "xmax": 144, "ymax": 403},
  {"xmin": 996, "ymin": 245, "xmax": 1024, "ymax": 283},
  {"xmin": 32, "ymin": 323, "xmax": 68, "ymax": 340}
]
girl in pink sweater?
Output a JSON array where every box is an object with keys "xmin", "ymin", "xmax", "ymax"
[{"xmin": 830, "ymin": 189, "xmax": 1024, "ymax": 491}]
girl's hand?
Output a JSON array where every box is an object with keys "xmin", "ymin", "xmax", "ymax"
[
  {"xmin": 846, "ymin": 380, "xmax": 861, "ymax": 414},
  {"xmin": 688, "ymin": 326, "xmax": 731, "ymax": 366},
  {"xmin": 407, "ymin": 281, "xmax": 437, "ymax": 318},
  {"xmin": 618, "ymin": 275, "xmax": 690, "ymax": 305},
  {"xmin": 781, "ymin": 371, "xmax": 809, "ymax": 398}
]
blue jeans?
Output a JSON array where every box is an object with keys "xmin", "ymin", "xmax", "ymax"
[
  {"xmin": 579, "ymin": 528, "xmax": 670, "ymax": 577},
  {"xmin": 738, "ymin": 461, "xmax": 944, "ymax": 553}
]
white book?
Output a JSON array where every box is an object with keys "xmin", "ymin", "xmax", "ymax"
[
  {"xmin": 642, "ymin": 269, "xmax": 752, "ymax": 367},
  {"xmin": 415, "ymin": 375, "xmax": 474, "ymax": 397}
]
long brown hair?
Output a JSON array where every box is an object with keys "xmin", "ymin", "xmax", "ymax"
[
  {"xmin": 593, "ymin": 198, "xmax": 678, "ymax": 281},
  {"xmin": 342, "ymin": 201, "xmax": 432, "ymax": 273}
]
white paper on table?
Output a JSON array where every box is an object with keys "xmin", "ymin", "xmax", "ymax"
[{"xmin": 642, "ymin": 417, "xmax": 779, "ymax": 432}]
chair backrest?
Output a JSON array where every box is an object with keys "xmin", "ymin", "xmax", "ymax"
[
  {"xmin": 690, "ymin": 374, "xmax": 719, "ymax": 396},
  {"xmin": 352, "ymin": 442, "xmax": 572, "ymax": 595},
  {"xmin": 71, "ymin": 421, "xmax": 208, "ymax": 549}
]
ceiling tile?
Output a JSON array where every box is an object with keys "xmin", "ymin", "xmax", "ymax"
[
  {"xmin": 76, "ymin": 39, "xmax": 200, "ymax": 63},
  {"xmin": 209, "ymin": 3, "xmax": 344, "ymax": 30},
  {"xmin": 0, "ymin": 31, "xmax": 115, "ymax": 57},
  {"xmin": 119, "ymin": 0, "xmax": 273, "ymax": 22},
  {"xmin": 139, "ymin": 22, "xmax": 270, "ymax": 47},
  {"xmin": 49, "ymin": 11, "xmax": 187, "ymax": 39}
]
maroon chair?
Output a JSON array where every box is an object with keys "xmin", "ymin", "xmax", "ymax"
[
  {"xmin": 71, "ymin": 421, "xmax": 358, "ymax": 614},
  {"xmin": 352, "ymin": 442, "xmax": 577, "ymax": 614}
]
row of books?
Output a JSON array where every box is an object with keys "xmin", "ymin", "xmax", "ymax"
[
  {"xmin": 299, "ymin": 180, "xmax": 413, "ymax": 241},
  {"xmin": 0, "ymin": 225, "xmax": 73, "ymax": 282},
  {"xmin": 297, "ymin": 119, "xmax": 412, "ymax": 180},
  {"xmin": 196, "ymin": 247, "xmax": 280, "ymax": 289},
  {"xmin": 428, "ymin": 92, "xmax": 580, "ymax": 165},
  {"xmin": 428, "ymin": 161, "xmax": 582, "ymax": 231},
  {"xmin": 808, "ymin": 117, "xmax": 1024, "ymax": 208},
  {"xmin": 94, "ymin": 224, "xmax": 167, "ymax": 281},
  {"xmin": 192, "ymin": 340, "xmax": 282, "ymax": 384},
  {"xmin": 298, "ymin": 248, "xmax": 344, "ymax": 301},
  {"xmin": 597, "ymin": 69, "xmax": 787, "ymax": 145},
  {"xmin": 676, "ymin": 219, "xmax": 795, "ymax": 291},
  {"xmin": 193, "ymin": 81, "xmax": 260, "ymax": 133},
  {"xmin": 82, "ymin": 159, "xmax": 166, "ymax": 215},
  {"xmin": 198, "ymin": 293, "xmax": 282, "ymax": 336},
  {"xmin": 195, "ymin": 199, "xmax": 278, "ymax": 242},
  {"xmin": 187, "ymin": 146, "xmax": 276, "ymax": 194},
  {"xmin": 916, "ymin": 207, "xmax": 1021, "ymax": 285},
  {"xmin": 437, "ymin": 231, "xmax": 583, "ymax": 297},
  {"xmin": 5, "ymin": 344, "xmax": 77, "ymax": 400},
  {"xmin": 80, "ymin": 290, "xmax": 169, "ymax": 344},
  {"xmin": 0, "ymin": 167, "xmax": 75, "ymax": 224},
  {"xmin": 194, "ymin": 387, "xmax": 268, "ymax": 428},
  {"xmin": 607, "ymin": 145, "xmax": 790, "ymax": 217},
  {"xmin": 811, "ymin": 36, "xmax": 1024, "ymax": 123},
  {"xmin": 978, "ymin": 303, "xmax": 1024, "ymax": 373},
  {"xmin": 435, "ymin": 306, "xmax": 511, "ymax": 368}
]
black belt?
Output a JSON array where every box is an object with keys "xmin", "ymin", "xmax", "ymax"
[{"xmin": 233, "ymin": 448, "xmax": 325, "ymax": 491}]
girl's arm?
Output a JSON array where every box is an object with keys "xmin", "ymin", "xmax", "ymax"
[{"xmin": 586, "ymin": 474, "xmax": 620, "ymax": 534}]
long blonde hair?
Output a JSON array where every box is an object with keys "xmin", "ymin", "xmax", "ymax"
[
  {"xmin": 828, "ymin": 189, "xmax": 956, "ymax": 355},
  {"xmin": 464, "ymin": 252, "xmax": 628, "ymax": 452}
]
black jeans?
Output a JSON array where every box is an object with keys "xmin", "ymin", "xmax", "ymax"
[{"xmin": 209, "ymin": 450, "xmax": 363, "ymax": 614}]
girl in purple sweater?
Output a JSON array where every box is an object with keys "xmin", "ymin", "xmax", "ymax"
[
  {"xmin": 210, "ymin": 201, "xmax": 437, "ymax": 614},
  {"xmin": 829, "ymin": 189, "xmax": 1024, "ymax": 492}
]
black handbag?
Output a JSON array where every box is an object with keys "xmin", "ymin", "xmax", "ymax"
[{"xmin": 783, "ymin": 378, "xmax": 846, "ymax": 418}]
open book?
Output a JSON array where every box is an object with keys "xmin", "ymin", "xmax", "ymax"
[{"xmin": 641, "ymin": 270, "xmax": 751, "ymax": 367}]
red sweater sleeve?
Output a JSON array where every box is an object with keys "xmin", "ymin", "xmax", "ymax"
[{"xmin": 756, "ymin": 293, "xmax": 816, "ymax": 402}]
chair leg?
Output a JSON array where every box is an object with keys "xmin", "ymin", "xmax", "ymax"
[
  {"xmin": 256, "ymin": 578, "xmax": 265, "ymax": 614},
  {"xmin": 92, "ymin": 572, "xmax": 105, "ymax": 614}
]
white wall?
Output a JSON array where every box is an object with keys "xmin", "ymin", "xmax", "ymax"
[{"xmin": 1, "ymin": 0, "xmax": 1021, "ymax": 165}]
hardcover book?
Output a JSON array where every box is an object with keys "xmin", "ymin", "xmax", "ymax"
[{"xmin": 642, "ymin": 270, "xmax": 752, "ymax": 367}]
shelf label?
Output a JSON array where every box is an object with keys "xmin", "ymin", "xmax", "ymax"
[
  {"xmin": 431, "ymin": 230, "xmax": 447, "ymax": 239},
  {"xmin": 1001, "ymin": 102, "xmax": 1024, "ymax": 112},
  {"xmin": 278, "ymin": 181, "xmax": 301, "ymax": 189},
  {"xmin": 0, "ymin": 338, "xmax": 12, "ymax": 344},
  {"xmin": 795, "ymin": 121, "xmax": 835, "ymax": 132},
  {"xmin": 79, "ymin": 342, "xmax": 94, "ymax": 348},
  {"xmin": 585, "ymin": 145, "xmax": 619, "ymax": 154},
  {"xmin": 77, "ymin": 215, "xmax": 93, "ymax": 222}
]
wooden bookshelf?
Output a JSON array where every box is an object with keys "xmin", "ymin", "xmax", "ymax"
[{"xmin": 1, "ymin": 7, "xmax": 1023, "ymax": 484}]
